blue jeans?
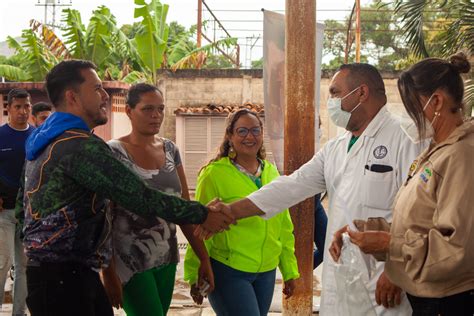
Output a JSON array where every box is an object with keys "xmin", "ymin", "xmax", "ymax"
[
  {"xmin": 208, "ymin": 258, "xmax": 276, "ymax": 316},
  {"xmin": 313, "ymin": 194, "xmax": 327, "ymax": 269},
  {"xmin": 0, "ymin": 209, "xmax": 27, "ymax": 316}
]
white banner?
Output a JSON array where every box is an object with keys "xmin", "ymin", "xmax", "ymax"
[{"xmin": 263, "ymin": 10, "xmax": 325, "ymax": 172}]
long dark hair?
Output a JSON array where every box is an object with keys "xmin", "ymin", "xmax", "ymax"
[
  {"xmin": 397, "ymin": 52, "xmax": 471, "ymax": 138},
  {"xmin": 201, "ymin": 108, "xmax": 266, "ymax": 171}
]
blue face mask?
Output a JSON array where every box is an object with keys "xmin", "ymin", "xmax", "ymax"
[{"xmin": 327, "ymin": 86, "xmax": 362, "ymax": 128}]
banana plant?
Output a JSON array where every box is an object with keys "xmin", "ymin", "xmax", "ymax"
[
  {"xmin": 133, "ymin": 0, "xmax": 170, "ymax": 83},
  {"xmin": 61, "ymin": 8, "xmax": 87, "ymax": 59},
  {"xmin": 168, "ymin": 36, "xmax": 238, "ymax": 70},
  {"xmin": 0, "ymin": 64, "xmax": 30, "ymax": 81},
  {"xmin": 0, "ymin": 30, "xmax": 58, "ymax": 81},
  {"xmin": 61, "ymin": 6, "xmax": 146, "ymax": 81},
  {"xmin": 30, "ymin": 19, "xmax": 71, "ymax": 60},
  {"xmin": 84, "ymin": 6, "xmax": 116, "ymax": 69},
  {"xmin": 0, "ymin": 0, "xmax": 241, "ymax": 84}
]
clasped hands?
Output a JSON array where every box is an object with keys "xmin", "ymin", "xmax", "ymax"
[
  {"xmin": 194, "ymin": 199, "xmax": 235, "ymax": 240},
  {"xmin": 329, "ymin": 225, "xmax": 391, "ymax": 263}
]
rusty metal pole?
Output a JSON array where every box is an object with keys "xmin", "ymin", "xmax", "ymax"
[
  {"xmin": 282, "ymin": 0, "xmax": 316, "ymax": 315},
  {"xmin": 355, "ymin": 0, "xmax": 361, "ymax": 62},
  {"xmin": 197, "ymin": 0, "xmax": 202, "ymax": 48}
]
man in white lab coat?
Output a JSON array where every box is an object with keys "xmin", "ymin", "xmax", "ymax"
[{"xmin": 207, "ymin": 63, "xmax": 423, "ymax": 315}]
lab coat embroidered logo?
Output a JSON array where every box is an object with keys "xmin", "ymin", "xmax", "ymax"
[{"xmin": 373, "ymin": 145, "xmax": 388, "ymax": 159}]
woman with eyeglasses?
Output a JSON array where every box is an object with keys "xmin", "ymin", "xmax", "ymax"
[{"xmin": 184, "ymin": 108, "xmax": 300, "ymax": 315}]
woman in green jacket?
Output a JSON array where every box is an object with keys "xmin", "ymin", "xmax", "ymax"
[{"xmin": 184, "ymin": 108, "xmax": 299, "ymax": 316}]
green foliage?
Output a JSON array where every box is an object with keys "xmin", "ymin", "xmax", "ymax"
[
  {"xmin": 120, "ymin": 22, "xmax": 142, "ymax": 39},
  {"xmin": 0, "ymin": 0, "xmax": 239, "ymax": 84},
  {"xmin": 134, "ymin": 0, "xmax": 170, "ymax": 83},
  {"xmin": 168, "ymin": 21, "xmax": 188, "ymax": 46},
  {"xmin": 393, "ymin": 0, "xmax": 474, "ymax": 58},
  {"xmin": 0, "ymin": 53, "xmax": 22, "ymax": 67},
  {"xmin": 169, "ymin": 34, "xmax": 237, "ymax": 70},
  {"xmin": 122, "ymin": 70, "xmax": 150, "ymax": 83},
  {"xmin": 1, "ymin": 30, "xmax": 58, "ymax": 81},
  {"xmin": 322, "ymin": 1, "xmax": 411, "ymax": 70},
  {"xmin": 61, "ymin": 9, "xmax": 87, "ymax": 59},
  {"xmin": 84, "ymin": 6, "xmax": 116, "ymax": 68},
  {"xmin": 251, "ymin": 58, "xmax": 263, "ymax": 69},
  {"xmin": 393, "ymin": 0, "xmax": 431, "ymax": 57},
  {"xmin": 392, "ymin": 0, "xmax": 473, "ymax": 113},
  {"xmin": 0, "ymin": 64, "xmax": 31, "ymax": 81}
]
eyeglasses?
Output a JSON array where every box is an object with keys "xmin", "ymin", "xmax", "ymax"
[{"xmin": 235, "ymin": 127, "xmax": 262, "ymax": 137}]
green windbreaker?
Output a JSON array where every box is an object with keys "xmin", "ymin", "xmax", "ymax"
[{"xmin": 184, "ymin": 157, "xmax": 299, "ymax": 285}]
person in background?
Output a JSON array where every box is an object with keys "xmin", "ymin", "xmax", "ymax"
[
  {"xmin": 313, "ymin": 193, "xmax": 327, "ymax": 269},
  {"xmin": 312, "ymin": 115, "xmax": 328, "ymax": 270},
  {"xmin": 339, "ymin": 53, "xmax": 474, "ymax": 316},
  {"xmin": 101, "ymin": 83, "xmax": 214, "ymax": 316},
  {"xmin": 31, "ymin": 102, "xmax": 52, "ymax": 127},
  {"xmin": 0, "ymin": 88, "xmax": 34, "ymax": 316},
  {"xmin": 185, "ymin": 108, "xmax": 300, "ymax": 316}
]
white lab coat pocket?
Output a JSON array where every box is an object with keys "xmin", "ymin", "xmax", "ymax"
[{"xmin": 363, "ymin": 169, "xmax": 396, "ymax": 216}]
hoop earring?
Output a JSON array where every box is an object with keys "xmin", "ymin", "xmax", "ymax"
[{"xmin": 228, "ymin": 145, "xmax": 236, "ymax": 159}]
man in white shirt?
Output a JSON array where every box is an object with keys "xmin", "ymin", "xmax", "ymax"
[{"xmin": 204, "ymin": 63, "xmax": 424, "ymax": 315}]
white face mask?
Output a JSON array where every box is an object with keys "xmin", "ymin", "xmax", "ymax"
[
  {"xmin": 327, "ymin": 87, "xmax": 362, "ymax": 128},
  {"xmin": 400, "ymin": 94, "xmax": 436, "ymax": 143}
]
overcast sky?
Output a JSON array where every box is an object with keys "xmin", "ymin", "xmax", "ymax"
[{"xmin": 0, "ymin": 0, "xmax": 370, "ymax": 65}]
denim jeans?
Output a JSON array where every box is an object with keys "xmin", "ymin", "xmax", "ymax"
[
  {"xmin": 208, "ymin": 258, "xmax": 276, "ymax": 316},
  {"xmin": 407, "ymin": 290, "xmax": 474, "ymax": 316},
  {"xmin": 0, "ymin": 209, "xmax": 27, "ymax": 316},
  {"xmin": 26, "ymin": 262, "xmax": 113, "ymax": 316},
  {"xmin": 313, "ymin": 194, "xmax": 327, "ymax": 269}
]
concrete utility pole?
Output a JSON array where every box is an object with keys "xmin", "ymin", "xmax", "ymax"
[
  {"xmin": 283, "ymin": 0, "xmax": 316, "ymax": 315},
  {"xmin": 197, "ymin": 0, "xmax": 202, "ymax": 48}
]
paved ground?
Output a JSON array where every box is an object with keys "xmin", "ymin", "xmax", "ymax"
[{"xmin": 1, "ymin": 230, "xmax": 322, "ymax": 315}]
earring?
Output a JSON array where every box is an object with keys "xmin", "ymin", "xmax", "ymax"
[{"xmin": 228, "ymin": 145, "xmax": 236, "ymax": 159}]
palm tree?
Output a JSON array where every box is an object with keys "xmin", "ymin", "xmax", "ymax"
[{"xmin": 393, "ymin": 0, "xmax": 474, "ymax": 113}]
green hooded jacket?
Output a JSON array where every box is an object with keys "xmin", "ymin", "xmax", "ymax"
[{"xmin": 184, "ymin": 157, "xmax": 299, "ymax": 285}]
